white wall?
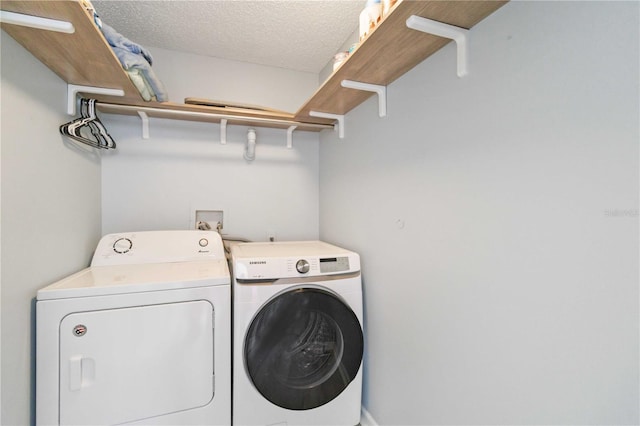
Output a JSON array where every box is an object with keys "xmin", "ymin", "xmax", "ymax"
[
  {"xmin": 101, "ymin": 48, "xmax": 321, "ymax": 241},
  {"xmin": 1, "ymin": 34, "xmax": 102, "ymax": 425},
  {"xmin": 320, "ymin": 1, "xmax": 639, "ymax": 424},
  {"xmin": 150, "ymin": 47, "xmax": 318, "ymax": 113}
]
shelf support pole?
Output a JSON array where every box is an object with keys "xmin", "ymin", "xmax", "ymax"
[
  {"xmin": 220, "ymin": 119, "xmax": 228, "ymax": 144},
  {"xmin": 67, "ymin": 85, "xmax": 124, "ymax": 115},
  {"xmin": 406, "ymin": 15, "xmax": 470, "ymax": 77},
  {"xmin": 341, "ymin": 80, "xmax": 387, "ymax": 118},
  {"xmin": 0, "ymin": 10, "xmax": 75, "ymax": 33},
  {"xmin": 309, "ymin": 111, "xmax": 345, "ymax": 139},
  {"xmin": 287, "ymin": 125, "xmax": 297, "ymax": 148},
  {"xmin": 137, "ymin": 111, "xmax": 149, "ymax": 139}
]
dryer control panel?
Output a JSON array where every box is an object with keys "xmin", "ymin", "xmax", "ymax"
[{"xmin": 91, "ymin": 230, "xmax": 225, "ymax": 266}]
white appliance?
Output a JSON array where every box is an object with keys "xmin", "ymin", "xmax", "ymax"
[
  {"xmin": 36, "ymin": 230, "xmax": 231, "ymax": 425},
  {"xmin": 231, "ymin": 241, "xmax": 363, "ymax": 426}
]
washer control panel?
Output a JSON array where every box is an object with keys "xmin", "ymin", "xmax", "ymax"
[
  {"xmin": 91, "ymin": 230, "xmax": 224, "ymax": 266},
  {"xmin": 232, "ymin": 241, "xmax": 359, "ymax": 280},
  {"xmin": 285, "ymin": 257, "xmax": 350, "ymax": 275}
]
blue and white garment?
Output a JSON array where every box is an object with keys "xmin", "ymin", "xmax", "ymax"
[{"xmin": 100, "ymin": 23, "xmax": 169, "ymax": 102}]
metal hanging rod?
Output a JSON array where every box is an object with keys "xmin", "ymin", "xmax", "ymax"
[
  {"xmin": 95, "ymin": 102, "xmax": 335, "ymax": 132},
  {"xmin": 93, "ymin": 101, "xmax": 335, "ymax": 147}
]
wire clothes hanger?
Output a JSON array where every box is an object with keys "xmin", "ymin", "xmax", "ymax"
[{"xmin": 60, "ymin": 98, "xmax": 116, "ymax": 149}]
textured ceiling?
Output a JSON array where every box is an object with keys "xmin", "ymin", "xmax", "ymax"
[{"xmin": 92, "ymin": 0, "xmax": 365, "ymax": 74}]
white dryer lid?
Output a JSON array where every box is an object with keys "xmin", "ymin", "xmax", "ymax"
[{"xmin": 37, "ymin": 260, "xmax": 230, "ymax": 300}]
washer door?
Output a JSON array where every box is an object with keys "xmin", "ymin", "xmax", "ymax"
[{"xmin": 244, "ymin": 287, "xmax": 363, "ymax": 410}]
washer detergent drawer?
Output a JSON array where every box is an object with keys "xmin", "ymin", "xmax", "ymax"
[{"xmin": 59, "ymin": 301, "xmax": 214, "ymax": 425}]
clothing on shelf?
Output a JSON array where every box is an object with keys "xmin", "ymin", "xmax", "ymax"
[
  {"xmin": 127, "ymin": 69, "xmax": 154, "ymax": 102},
  {"xmin": 99, "ymin": 22, "xmax": 169, "ymax": 102}
]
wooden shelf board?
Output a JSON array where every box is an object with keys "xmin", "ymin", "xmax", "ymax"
[
  {"xmin": 1, "ymin": 0, "xmax": 142, "ymax": 104},
  {"xmin": 295, "ymin": 0, "xmax": 508, "ymax": 121},
  {"xmin": 0, "ymin": 0, "xmax": 335, "ymax": 129},
  {"xmin": 2, "ymin": 0, "xmax": 507, "ymax": 131}
]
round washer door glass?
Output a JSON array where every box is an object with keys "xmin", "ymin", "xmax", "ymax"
[{"xmin": 244, "ymin": 287, "xmax": 363, "ymax": 410}]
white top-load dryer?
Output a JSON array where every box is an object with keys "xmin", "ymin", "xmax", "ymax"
[{"xmin": 36, "ymin": 230, "xmax": 231, "ymax": 425}]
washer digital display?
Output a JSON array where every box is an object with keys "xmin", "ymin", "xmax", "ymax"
[{"xmin": 319, "ymin": 256, "xmax": 350, "ymax": 273}]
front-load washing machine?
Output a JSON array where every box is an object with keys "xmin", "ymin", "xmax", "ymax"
[
  {"xmin": 36, "ymin": 230, "xmax": 231, "ymax": 425},
  {"xmin": 231, "ymin": 241, "xmax": 363, "ymax": 426}
]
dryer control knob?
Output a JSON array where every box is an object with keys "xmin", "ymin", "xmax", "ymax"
[
  {"xmin": 296, "ymin": 259, "xmax": 310, "ymax": 274},
  {"xmin": 113, "ymin": 237, "xmax": 133, "ymax": 254}
]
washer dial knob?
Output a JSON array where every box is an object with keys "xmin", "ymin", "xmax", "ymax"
[
  {"xmin": 113, "ymin": 237, "xmax": 133, "ymax": 254},
  {"xmin": 296, "ymin": 259, "xmax": 310, "ymax": 274}
]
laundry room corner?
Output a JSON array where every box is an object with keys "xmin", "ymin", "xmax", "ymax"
[
  {"xmin": 360, "ymin": 406, "xmax": 378, "ymax": 426},
  {"xmin": 1, "ymin": 32, "xmax": 102, "ymax": 425},
  {"xmin": 320, "ymin": 1, "xmax": 639, "ymax": 424},
  {"xmin": 99, "ymin": 48, "xmax": 322, "ymax": 242}
]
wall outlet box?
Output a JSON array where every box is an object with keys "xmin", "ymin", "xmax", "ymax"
[{"xmin": 193, "ymin": 210, "xmax": 223, "ymax": 230}]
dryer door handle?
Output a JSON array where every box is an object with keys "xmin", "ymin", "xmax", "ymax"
[{"xmin": 68, "ymin": 356, "xmax": 95, "ymax": 391}]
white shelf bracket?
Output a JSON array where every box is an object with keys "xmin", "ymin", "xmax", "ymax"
[
  {"xmin": 0, "ymin": 10, "xmax": 75, "ymax": 33},
  {"xmin": 406, "ymin": 15, "xmax": 470, "ymax": 78},
  {"xmin": 137, "ymin": 111, "xmax": 149, "ymax": 139},
  {"xmin": 220, "ymin": 119, "xmax": 228, "ymax": 145},
  {"xmin": 341, "ymin": 80, "xmax": 387, "ymax": 118},
  {"xmin": 309, "ymin": 111, "xmax": 345, "ymax": 139},
  {"xmin": 286, "ymin": 125, "xmax": 297, "ymax": 148},
  {"xmin": 67, "ymin": 84, "xmax": 124, "ymax": 115}
]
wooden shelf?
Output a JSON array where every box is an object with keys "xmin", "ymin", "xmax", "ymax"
[
  {"xmin": 1, "ymin": 0, "xmax": 142, "ymax": 104},
  {"xmin": 295, "ymin": 0, "xmax": 507, "ymax": 121},
  {"xmin": 1, "ymin": 0, "xmax": 507, "ymax": 132},
  {"xmin": 0, "ymin": 0, "xmax": 333, "ymax": 131}
]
